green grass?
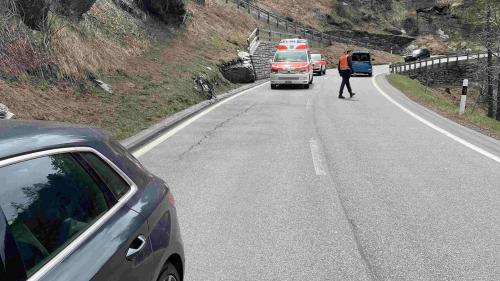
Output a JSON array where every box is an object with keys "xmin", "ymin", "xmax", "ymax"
[
  {"xmin": 387, "ymin": 74, "xmax": 500, "ymax": 136},
  {"xmin": 94, "ymin": 40, "xmax": 238, "ymax": 139}
]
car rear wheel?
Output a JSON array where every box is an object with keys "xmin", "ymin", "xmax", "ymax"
[
  {"xmin": 271, "ymin": 84, "xmax": 277, "ymax": 89},
  {"xmin": 304, "ymin": 84, "xmax": 310, "ymax": 89},
  {"xmin": 157, "ymin": 262, "xmax": 181, "ymax": 281}
]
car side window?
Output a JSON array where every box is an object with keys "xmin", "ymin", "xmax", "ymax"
[
  {"xmin": 79, "ymin": 152, "xmax": 131, "ymax": 199},
  {"xmin": 0, "ymin": 153, "xmax": 112, "ymax": 277}
]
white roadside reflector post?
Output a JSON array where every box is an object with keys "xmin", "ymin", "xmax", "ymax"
[{"xmin": 459, "ymin": 79, "xmax": 468, "ymax": 116}]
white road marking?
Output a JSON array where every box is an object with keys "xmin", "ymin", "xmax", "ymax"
[
  {"xmin": 372, "ymin": 75, "xmax": 500, "ymax": 164},
  {"xmin": 306, "ymin": 98, "xmax": 312, "ymax": 110},
  {"xmin": 309, "ymin": 138, "xmax": 328, "ymax": 176},
  {"xmin": 133, "ymin": 82, "xmax": 270, "ymax": 158}
]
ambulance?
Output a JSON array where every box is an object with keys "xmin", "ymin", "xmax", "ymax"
[
  {"xmin": 271, "ymin": 38, "xmax": 314, "ymax": 89},
  {"xmin": 270, "ymin": 49, "xmax": 314, "ymax": 89}
]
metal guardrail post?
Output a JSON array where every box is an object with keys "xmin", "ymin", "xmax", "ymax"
[
  {"xmin": 285, "ymin": 21, "xmax": 288, "ymax": 32},
  {"xmin": 257, "ymin": 8, "xmax": 260, "ymax": 20},
  {"xmin": 267, "ymin": 12, "xmax": 270, "ymax": 25},
  {"xmin": 247, "ymin": 1, "xmax": 250, "ymax": 13},
  {"xmin": 236, "ymin": 0, "xmax": 239, "ymax": 8}
]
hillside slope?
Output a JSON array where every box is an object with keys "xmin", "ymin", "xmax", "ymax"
[
  {"xmin": 0, "ymin": 0, "xmax": 258, "ymax": 138},
  {"xmin": 256, "ymin": 0, "xmax": 473, "ymax": 54}
]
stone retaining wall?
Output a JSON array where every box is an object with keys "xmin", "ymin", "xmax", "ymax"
[
  {"xmin": 326, "ymin": 29, "xmax": 415, "ymax": 54},
  {"xmin": 251, "ymin": 41, "xmax": 276, "ymax": 80}
]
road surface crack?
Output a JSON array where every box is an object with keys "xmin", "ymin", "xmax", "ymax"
[{"xmin": 176, "ymin": 103, "xmax": 257, "ymax": 160}]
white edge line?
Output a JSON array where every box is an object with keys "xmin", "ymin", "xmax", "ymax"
[
  {"xmin": 372, "ymin": 74, "xmax": 500, "ymax": 164},
  {"xmin": 133, "ymin": 82, "xmax": 270, "ymax": 158}
]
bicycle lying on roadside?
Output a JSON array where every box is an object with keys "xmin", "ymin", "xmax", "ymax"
[{"xmin": 194, "ymin": 75, "xmax": 217, "ymax": 101}]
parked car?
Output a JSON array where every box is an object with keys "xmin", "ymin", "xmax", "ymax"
[
  {"xmin": 270, "ymin": 49, "xmax": 314, "ymax": 89},
  {"xmin": 351, "ymin": 51, "xmax": 373, "ymax": 77},
  {"xmin": 0, "ymin": 120, "xmax": 184, "ymax": 281},
  {"xmin": 310, "ymin": 53, "xmax": 327, "ymax": 75},
  {"xmin": 404, "ymin": 48, "xmax": 431, "ymax": 62}
]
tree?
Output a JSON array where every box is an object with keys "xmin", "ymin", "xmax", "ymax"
[{"xmin": 461, "ymin": 0, "xmax": 500, "ymax": 119}]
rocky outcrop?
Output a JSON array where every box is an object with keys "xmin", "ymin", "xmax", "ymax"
[
  {"xmin": 112, "ymin": 0, "xmax": 147, "ymax": 20},
  {"xmin": 50, "ymin": 0, "xmax": 96, "ymax": 21},
  {"xmin": 15, "ymin": 0, "xmax": 96, "ymax": 30},
  {"xmin": 0, "ymin": 103, "xmax": 15, "ymax": 119},
  {"xmin": 16, "ymin": 0, "xmax": 49, "ymax": 30},
  {"xmin": 220, "ymin": 51, "xmax": 256, "ymax": 83},
  {"xmin": 136, "ymin": 0, "xmax": 186, "ymax": 24},
  {"xmin": 326, "ymin": 29, "xmax": 415, "ymax": 54}
]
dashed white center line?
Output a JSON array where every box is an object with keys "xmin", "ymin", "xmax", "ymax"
[
  {"xmin": 309, "ymin": 138, "xmax": 328, "ymax": 176},
  {"xmin": 306, "ymin": 98, "xmax": 312, "ymax": 110}
]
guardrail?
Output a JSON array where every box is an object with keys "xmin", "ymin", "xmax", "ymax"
[
  {"xmin": 390, "ymin": 52, "xmax": 490, "ymax": 74},
  {"xmin": 226, "ymin": 0, "xmax": 399, "ymax": 52},
  {"xmin": 226, "ymin": 0, "xmax": 331, "ymax": 47}
]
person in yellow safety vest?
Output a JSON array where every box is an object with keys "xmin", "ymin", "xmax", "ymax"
[{"xmin": 337, "ymin": 50, "xmax": 356, "ymax": 99}]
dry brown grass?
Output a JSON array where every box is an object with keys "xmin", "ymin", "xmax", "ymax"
[
  {"xmin": 0, "ymin": 79, "xmax": 113, "ymax": 126},
  {"xmin": 161, "ymin": 0, "xmax": 259, "ymax": 65},
  {"xmin": 51, "ymin": 1, "xmax": 148, "ymax": 78}
]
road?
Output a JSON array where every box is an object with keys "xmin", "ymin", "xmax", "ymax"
[{"xmin": 137, "ymin": 65, "xmax": 500, "ymax": 281}]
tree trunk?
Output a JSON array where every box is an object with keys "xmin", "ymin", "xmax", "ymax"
[
  {"xmin": 497, "ymin": 72, "xmax": 500, "ymax": 121},
  {"xmin": 486, "ymin": 7, "xmax": 494, "ymax": 117},
  {"xmin": 487, "ymin": 49, "xmax": 494, "ymax": 117}
]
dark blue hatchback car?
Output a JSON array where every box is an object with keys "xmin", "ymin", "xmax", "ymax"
[{"xmin": 0, "ymin": 121, "xmax": 184, "ymax": 281}]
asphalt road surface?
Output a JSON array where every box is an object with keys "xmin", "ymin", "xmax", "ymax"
[{"xmin": 138, "ymin": 65, "xmax": 500, "ymax": 281}]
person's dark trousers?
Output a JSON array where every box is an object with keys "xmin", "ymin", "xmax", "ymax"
[{"xmin": 339, "ymin": 69, "xmax": 353, "ymax": 97}]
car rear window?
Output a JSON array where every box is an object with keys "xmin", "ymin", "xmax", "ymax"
[
  {"xmin": 311, "ymin": 54, "xmax": 321, "ymax": 61},
  {"xmin": 274, "ymin": 51, "xmax": 308, "ymax": 62},
  {"xmin": 79, "ymin": 152, "xmax": 130, "ymax": 199},
  {"xmin": 0, "ymin": 153, "xmax": 113, "ymax": 276},
  {"xmin": 352, "ymin": 53, "xmax": 371, "ymax": 62}
]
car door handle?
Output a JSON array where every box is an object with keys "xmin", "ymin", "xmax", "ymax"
[{"xmin": 126, "ymin": 235, "xmax": 146, "ymax": 261}]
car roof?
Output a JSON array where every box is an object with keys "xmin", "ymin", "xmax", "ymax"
[
  {"xmin": 0, "ymin": 120, "xmax": 109, "ymax": 161},
  {"xmin": 352, "ymin": 51, "xmax": 370, "ymax": 54}
]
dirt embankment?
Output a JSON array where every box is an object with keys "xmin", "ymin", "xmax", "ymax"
[{"xmin": 0, "ymin": 0, "xmax": 259, "ymax": 139}]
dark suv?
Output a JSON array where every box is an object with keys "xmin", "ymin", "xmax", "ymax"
[
  {"xmin": 404, "ymin": 48, "xmax": 431, "ymax": 62},
  {"xmin": 0, "ymin": 120, "xmax": 184, "ymax": 281}
]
